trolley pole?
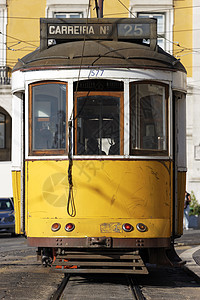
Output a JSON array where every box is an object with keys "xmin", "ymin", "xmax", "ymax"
[
  {"xmin": 95, "ymin": 0, "xmax": 100, "ymax": 18},
  {"xmin": 99, "ymin": 0, "xmax": 104, "ymax": 18},
  {"xmin": 95, "ymin": 0, "xmax": 104, "ymax": 18}
]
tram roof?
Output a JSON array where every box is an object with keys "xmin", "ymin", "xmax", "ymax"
[{"xmin": 13, "ymin": 39, "xmax": 186, "ymax": 73}]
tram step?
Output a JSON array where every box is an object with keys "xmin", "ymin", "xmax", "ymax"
[{"xmin": 52, "ymin": 250, "xmax": 148, "ymax": 274}]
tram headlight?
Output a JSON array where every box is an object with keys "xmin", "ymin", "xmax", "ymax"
[
  {"xmin": 136, "ymin": 223, "xmax": 148, "ymax": 232},
  {"xmin": 51, "ymin": 223, "xmax": 61, "ymax": 232},
  {"xmin": 65, "ymin": 223, "xmax": 75, "ymax": 232},
  {"xmin": 122, "ymin": 223, "xmax": 133, "ymax": 232}
]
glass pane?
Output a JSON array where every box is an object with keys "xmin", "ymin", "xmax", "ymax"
[
  {"xmin": 0, "ymin": 199, "xmax": 13, "ymax": 210},
  {"xmin": 153, "ymin": 15, "xmax": 164, "ymax": 34},
  {"xmin": 0, "ymin": 113, "xmax": 5, "ymax": 122},
  {"xmin": 55, "ymin": 13, "xmax": 82, "ymax": 18},
  {"xmin": 76, "ymin": 95, "xmax": 120, "ymax": 155},
  {"xmin": 32, "ymin": 83, "xmax": 66, "ymax": 151},
  {"xmin": 0, "ymin": 113, "xmax": 5, "ymax": 148},
  {"xmin": 55, "ymin": 14, "xmax": 67, "ymax": 18},
  {"xmin": 69, "ymin": 13, "xmax": 82, "ymax": 18},
  {"xmin": 0, "ymin": 123, "xmax": 5, "ymax": 148},
  {"xmin": 157, "ymin": 38, "xmax": 164, "ymax": 49},
  {"xmin": 131, "ymin": 84, "xmax": 167, "ymax": 152},
  {"xmin": 138, "ymin": 13, "xmax": 165, "ymax": 34}
]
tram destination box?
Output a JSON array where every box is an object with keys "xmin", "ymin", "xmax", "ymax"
[{"xmin": 40, "ymin": 18, "xmax": 157, "ymax": 51}]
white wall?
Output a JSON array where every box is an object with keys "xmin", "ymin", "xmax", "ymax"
[{"xmin": 186, "ymin": 1, "xmax": 200, "ymax": 201}]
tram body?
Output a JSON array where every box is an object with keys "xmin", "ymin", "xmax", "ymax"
[{"xmin": 11, "ymin": 18, "xmax": 187, "ymax": 274}]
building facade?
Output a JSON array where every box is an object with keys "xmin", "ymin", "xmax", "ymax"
[{"xmin": 0, "ymin": 0, "xmax": 199, "ymax": 200}]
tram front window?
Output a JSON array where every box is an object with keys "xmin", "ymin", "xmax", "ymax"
[
  {"xmin": 30, "ymin": 82, "xmax": 67, "ymax": 155},
  {"xmin": 75, "ymin": 92, "xmax": 123, "ymax": 155},
  {"xmin": 130, "ymin": 83, "xmax": 168, "ymax": 155}
]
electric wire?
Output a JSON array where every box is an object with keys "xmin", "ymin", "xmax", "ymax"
[
  {"xmin": 114, "ymin": 0, "xmax": 196, "ymax": 58},
  {"xmin": 116, "ymin": 0, "xmax": 136, "ymax": 18},
  {"xmin": 0, "ymin": 2, "xmax": 197, "ymax": 22},
  {"xmin": 0, "ymin": 31, "xmax": 38, "ymax": 48},
  {"xmin": 0, "ymin": 2, "xmax": 198, "ymax": 57},
  {"xmin": 103, "ymin": 3, "xmax": 200, "ymax": 16}
]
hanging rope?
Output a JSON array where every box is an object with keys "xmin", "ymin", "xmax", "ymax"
[{"xmin": 67, "ymin": 120, "xmax": 76, "ymax": 217}]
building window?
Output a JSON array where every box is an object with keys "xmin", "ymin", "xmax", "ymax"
[
  {"xmin": 29, "ymin": 82, "xmax": 68, "ymax": 156},
  {"xmin": 130, "ymin": 1, "xmax": 173, "ymax": 53},
  {"xmin": 54, "ymin": 12, "xmax": 83, "ymax": 18},
  {"xmin": 0, "ymin": 108, "xmax": 11, "ymax": 161},
  {"xmin": 46, "ymin": 1, "xmax": 90, "ymax": 18},
  {"xmin": 0, "ymin": 113, "xmax": 5, "ymax": 148},
  {"xmin": 130, "ymin": 82, "xmax": 168, "ymax": 155},
  {"xmin": 138, "ymin": 13, "xmax": 166, "ymax": 49}
]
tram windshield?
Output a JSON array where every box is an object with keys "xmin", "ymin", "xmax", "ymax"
[
  {"xmin": 130, "ymin": 82, "xmax": 168, "ymax": 155},
  {"xmin": 30, "ymin": 82, "xmax": 67, "ymax": 155},
  {"xmin": 29, "ymin": 81, "xmax": 168, "ymax": 157},
  {"xmin": 74, "ymin": 92, "xmax": 123, "ymax": 155}
]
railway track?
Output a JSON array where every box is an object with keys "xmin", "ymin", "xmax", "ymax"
[
  {"xmin": 1, "ymin": 236, "xmax": 200, "ymax": 299},
  {"xmin": 50, "ymin": 274, "xmax": 145, "ymax": 300}
]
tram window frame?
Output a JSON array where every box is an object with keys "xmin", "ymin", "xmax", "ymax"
[
  {"xmin": 74, "ymin": 91, "xmax": 124, "ymax": 156},
  {"xmin": 29, "ymin": 81, "xmax": 68, "ymax": 156},
  {"xmin": 130, "ymin": 82, "xmax": 169, "ymax": 156}
]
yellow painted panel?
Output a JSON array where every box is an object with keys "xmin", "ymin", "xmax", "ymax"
[
  {"xmin": 7, "ymin": 0, "xmax": 46, "ymax": 69},
  {"xmin": 27, "ymin": 217, "xmax": 170, "ymax": 238},
  {"xmin": 12, "ymin": 171, "xmax": 22, "ymax": 234},
  {"xmin": 26, "ymin": 160, "xmax": 172, "ymax": 238},
  {"xmin": 90, "ymin": 0, "xmax": 129, "ymax": 18}
]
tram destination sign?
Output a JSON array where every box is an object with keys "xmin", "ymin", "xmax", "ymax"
[
  {"xmin": 40, "ymin": 18, "xmax": 157, "ymax": 50},
  {"xmin": 47, "ymin": 23, "xmax": 150, "ymax": 38}
]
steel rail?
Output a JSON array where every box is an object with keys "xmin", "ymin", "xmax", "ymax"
[
  {"xmin": 127, "ymin": 275, "xmax": 146, "ymax": 300},
  {"xmin": 50, "ymin": 274, "xmax": 70, "ymax": 300}
]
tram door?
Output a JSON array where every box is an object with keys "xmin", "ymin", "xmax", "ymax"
[{"xmin": 173, "ymin": 91, "xmax": 186, "ymax": 236}]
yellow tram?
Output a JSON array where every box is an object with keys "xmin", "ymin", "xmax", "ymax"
[{"xmin": 11, "ymin": 18, "xmax": 187, "ymax": 274}]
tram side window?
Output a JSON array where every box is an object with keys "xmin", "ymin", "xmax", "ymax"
[
  {"xmin": 130, "ymin": 83, "xmax": 168, "ymax": 155},
  {"xmin": 75, "ymin": 93, "xmax": 123, "ymax": 155},
  {"xmin": 30, "ymin": 82, "xmax": 67, "ymax": 155}
]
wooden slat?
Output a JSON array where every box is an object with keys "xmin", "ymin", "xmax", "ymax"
[
  {"xmin": 54, "ymin": 261, "xmax": 144, "ymax": 267},
  {"xmin": 60, "ymin": 251, "xmax": 139, "ymax": 255},
  {"xmin": 56, "ymin": 254, "xmax": 140, "ymax": 260},
  {"xmin": 53, "ymin": 268, "xmax": 149, "ymax": 274}
]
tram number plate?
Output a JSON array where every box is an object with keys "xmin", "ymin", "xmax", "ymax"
[
  {"xmin": 100, "ymin": 222, "xmax": 122, "ymax": 233},
  {"xmin": 118, "ymin": 23, "xmax": 150, "ymax": 38}
]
